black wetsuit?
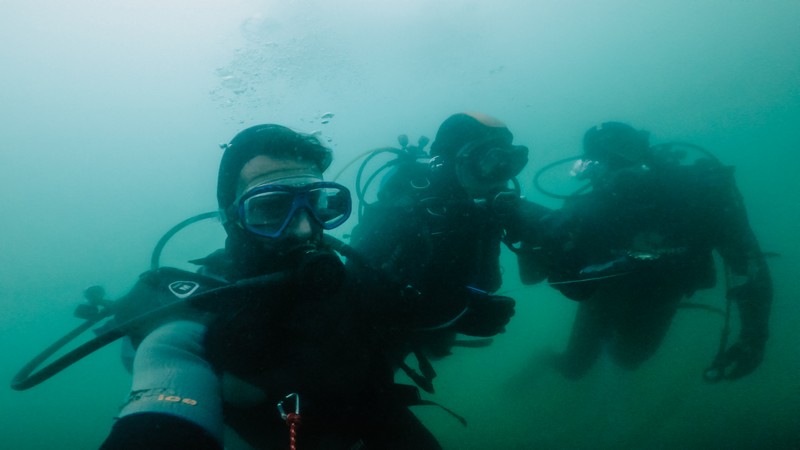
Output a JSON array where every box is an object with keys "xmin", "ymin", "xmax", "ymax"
[
  {"xmin": 100, "ymin": 249, "xmax": 441, "ymax": 450},
  {"xmin": 543, "ymin": 160, "xmax": 772, "ymax": 378},
  {"xmin": 349, "ymin": 161, "xmax": 550, "ymax": 365}
]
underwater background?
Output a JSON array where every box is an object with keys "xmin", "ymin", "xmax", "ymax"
[{"xmin": 1, "ymin": 1, "xmax": 798, "ymax": 448}]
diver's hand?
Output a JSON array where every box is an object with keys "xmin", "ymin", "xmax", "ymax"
[
  {"xmin": 455, "ymin": 290, "xmax": 516, "ymax": 337},
  {"xmin": 704, "ymin": 337, "xmax": 765, "ymax": 381}
]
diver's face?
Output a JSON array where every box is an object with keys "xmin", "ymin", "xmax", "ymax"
[
  {"xmin": 455, "ymin": 163, "xmax": 510, "ymax": 200},
  {"xmin": 453, "ymin": 139, "xmax": 527, "ymax": 200},
  {"xmin": 235, "ymin": 155, "xmax": 322, "ymax": 242}
]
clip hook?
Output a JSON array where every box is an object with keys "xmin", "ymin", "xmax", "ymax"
[{"xmin": 276, "ymin": 392, "xmax": 300, "ymax": 420}]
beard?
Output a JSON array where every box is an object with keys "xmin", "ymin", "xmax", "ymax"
[
  {"xmin": 223, "ymin": 225, "xmax": 346, "ymax": 297},
  {"xmin": 224, "ymin": 225, "xmax": 324, "ymax": 279}
]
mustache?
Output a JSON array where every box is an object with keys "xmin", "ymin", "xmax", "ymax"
[
  {"xmin": 268, "ymin": 233, "xmax": 323, "ymax": 256},
  {"xmin": 261, "ymin": 234, "xmax": 324, "ymax": 263}
]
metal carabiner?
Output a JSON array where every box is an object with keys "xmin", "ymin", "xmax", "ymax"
[{"xmin": 277, "ymin": 392, "xmax": 301, "ymax": 421}]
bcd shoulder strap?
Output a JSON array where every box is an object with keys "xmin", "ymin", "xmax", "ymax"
[{"xmin": 113, "ymin": 267, "xmax": 228, "ymax": 347}]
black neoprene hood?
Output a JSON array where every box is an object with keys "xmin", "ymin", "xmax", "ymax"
[
  {"xmin": 583, "ymin": 121, "xmax": 650, "ymax": 165},
  {"xmin": 216, "ymin": 124, "xmax": 333, "ymax": 210},
  {"xmin": 429, "ymin": 113, "xmax": 514, "ymax": 160}
]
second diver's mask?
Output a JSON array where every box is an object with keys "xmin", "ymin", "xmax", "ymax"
[
  {"xmin": 456, "ymin": 138, "xmax": 529, "ymax": 183},
  {"xmin": 230, "ymin": 178, "xmax": 352, "ymax": 239}
]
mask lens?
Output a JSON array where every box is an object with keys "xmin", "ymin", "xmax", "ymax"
[
  {"xmin": 307, "ymin": 186, "xmax": 351, "ymax": 228},
  {"xmin": 238, "ymin": 182, "xmax": 352, "ymax": 238},
  {"xmin": 469, "ymin": 144, "xmax": 528, "ymax": 181},
  {"xmin": 242, "ymin": 190, "xmax": 296, "ymax": 237}
]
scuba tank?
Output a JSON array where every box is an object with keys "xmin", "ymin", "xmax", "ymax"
[{"xmin": 332, "ymin": 133, "xmax": 430, "ymax": 221}]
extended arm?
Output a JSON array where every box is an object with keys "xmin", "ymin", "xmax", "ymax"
[
  {"xmin": 712, "ymin": 179, "xmax": 773, "ymax": 380},
  {"xmin": 100, "ymin": 321, "xmax": 223, "ymax": 449}
]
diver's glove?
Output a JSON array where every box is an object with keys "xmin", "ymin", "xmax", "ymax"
[
  {"xmin": 703, "ymin": 336, "xmax": 765, "ymax": 382},
  {"xmin": 705, "ymin": 268, "xmax": 772, "ymax": 382},
  {"xmin": 453, "ymin": 287, "xmax": 516, "ymax": 337}
]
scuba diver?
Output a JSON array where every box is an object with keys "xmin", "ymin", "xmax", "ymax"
[
  {"xmin": 53, "ymin": 124, "xmax": 446, "ymax": 449},
  {"xmin": 348, "ymin": 112, "xmax": 552, "ymax": 391},
  {"xmin": 527, "ymin": 121, "xmax": 773, "ymax": 381}
]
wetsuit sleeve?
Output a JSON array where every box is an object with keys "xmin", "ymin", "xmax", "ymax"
[
  {"xmin": 715, "ymin": 182, "xmax": 773, "ymax": 344},
  {"xmin": 100, "ymin": 320, "xmax": 224, "ymax": 449},
  {"xmin": 503, "ymin": 198, "xmax": 554, "ymax": 285}
]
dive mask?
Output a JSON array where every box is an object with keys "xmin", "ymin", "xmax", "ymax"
[
  {"xmin": 233, "ymin": 181, "xmax": 352, "ymax": 238},
  {"xmin": 458, "ymin": 139, "xmax": 529, "ymax": 182}
]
